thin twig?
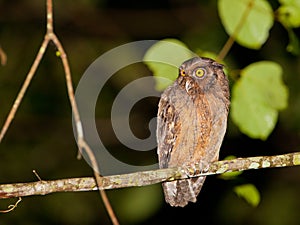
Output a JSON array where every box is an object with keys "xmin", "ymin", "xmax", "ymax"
[
  {"xmin": 79, "ymin": 139, "xmax": 120, "ymax": 225},
  {"xmin": 0, "ymin": 0, "xmax": 119, "ymax": 223},
  {"xmin": 0, "ymin": 45, "xmax": 7, "ymax": 66},
  {"xmin": 0, "ymin": 152, "xmax": 299, "ymax": 199},
  {"xmin": 45, "ymin": 1, "xmax": 119, "ymax": 224},
  {"xmin": 0, "ymin": 197, "xmax": 22, "ymax": 213},
  {"xmin": 32, "ymin": 170, "xmax": 42, "ymax": 181},
  {"xmin": 217, "ymin": 0, "xmax": 254, "ymax": 61},
  {"xmin": 45, "ymin": 1, "xmax": 119, "ymax": 223},
  {"xmin": 0, "ymin": 38, "xmax": 49, "ymax": 142}
]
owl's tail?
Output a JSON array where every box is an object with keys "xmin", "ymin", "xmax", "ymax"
[{"xmin": 162, "ymin": 176, "xmax": 206, "ymax": 207}]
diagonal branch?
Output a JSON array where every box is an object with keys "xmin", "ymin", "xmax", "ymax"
[
  {"xmin": 0, "ymin": 0, "xmax": 119, "ymax": 223},
  {"xmin": 1, "ymin": 152, "xmax": 299, "ymax": 199},
  {"xmin": 0, "ymin": 37, "xmax": 49, "ymax": 142}
]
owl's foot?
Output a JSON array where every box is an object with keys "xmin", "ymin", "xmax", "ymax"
[{"xmin": 182, "ymin": 161, "xmax": 209, "ymax": 178}]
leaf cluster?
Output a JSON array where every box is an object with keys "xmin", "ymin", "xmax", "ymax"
[{"xmin": 144, "ymin": 0, "xmax": 299, "ymax": 140}]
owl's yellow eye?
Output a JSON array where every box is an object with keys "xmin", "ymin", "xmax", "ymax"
[
  {"xmin": 180, "ymin": 70, "xmax": 186, "ymax": 76},
  {"xmin": 195, "ymin": 68, "xmax": 205, "ymax": 77}
]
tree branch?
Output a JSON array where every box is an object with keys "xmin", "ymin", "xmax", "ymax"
[
  {"xmin": 0, "ymin": 1, "xmax": 119, "ymax": 223},
  {"xmin": 1, "ymin": 152, "xmax": 299, "ymax": 199}
]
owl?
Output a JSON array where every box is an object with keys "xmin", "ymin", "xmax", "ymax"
[{"xmin": 157, "ymin": 57, "xmax": 230, "ymax": 207}]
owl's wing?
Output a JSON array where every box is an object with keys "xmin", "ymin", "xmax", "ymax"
[
  {"xmin": 157, "ymin": 92, "xmax": 207, "ymax": 207},
  {"xmin": 156, "ymin": 88, "xmax": 179, "ymax": 169},
  {"xmin": 156, "ymin": 84, "xmax": 209, "ymax": 207}
]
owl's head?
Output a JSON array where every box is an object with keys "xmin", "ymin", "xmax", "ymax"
[{"xmin": 177, "ymin": 57, "xmax": 229, "ymax": 101}]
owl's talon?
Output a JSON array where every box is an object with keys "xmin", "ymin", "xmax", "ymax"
[
  {"xmin": 182, "ymin": 161, "xmax": 210, "ymax": 177},
  {"xmin": 182, "ymin": 162, "xmax": 199, "ymax": 177}
]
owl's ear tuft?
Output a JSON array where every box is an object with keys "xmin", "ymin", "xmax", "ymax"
[{"xmin": 212, "ymin": 61, "xmax": 224, "ymax": 69}]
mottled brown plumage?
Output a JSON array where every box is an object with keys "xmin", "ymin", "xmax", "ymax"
[{"xmin": 157, "ymin": 57, "xmax": 230, "ymax": 207}]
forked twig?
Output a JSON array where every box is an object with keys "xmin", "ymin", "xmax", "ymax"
[{"xmin": 0, "ymin": 0, "xmax": 119, "ymax": 224}]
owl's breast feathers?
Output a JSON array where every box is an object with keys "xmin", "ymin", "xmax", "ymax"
[{"xmin": 157, "ymin": 74, "xmax": 229, "ymax": 207}]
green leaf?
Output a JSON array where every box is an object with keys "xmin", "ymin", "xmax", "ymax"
[
  {"xmin": 143, "ymin": 39, "xmax": 194, "ymax": 91},
  {"xmin": 218, "ymin": 0, "xmax": 274, "ymax": 49},
  {"xmin": 234, "ymin": 184, "xmax": 261, "ymax": 207},
  {"xmin": 195, "ymin": 50, "xmax": 218, "ymax": 60},
  {"xmin": 278, "ymin": 0, "xmax": 300, "ymax": 28},
  {"xmin": 195, "ymin": 50, "xmax": 230, "ymax": 75},
  {"xmin": 231, "ymin": 61, "xmax": 289, "ymax": 139},
  {"xmin": 219, "ymin": 155, "xmax": 243, "ymax": 180},
  {"xmin": 277, "ymin": 0, "xmax": 300, "ymax": 54}
]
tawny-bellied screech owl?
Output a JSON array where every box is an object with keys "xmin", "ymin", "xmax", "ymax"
[{"xmin": 157, "ymin": 57, "xmax": 230, "ymax": 207}]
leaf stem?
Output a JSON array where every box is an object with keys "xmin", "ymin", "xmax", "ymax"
[{"xmin": 217, "ymin": 0, "xmax": 254, "ymax": 61}]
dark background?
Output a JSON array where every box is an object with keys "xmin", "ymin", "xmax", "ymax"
[{"xmin": 0, "ymin": 0, "xmax": 300, "ymax": 224}]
